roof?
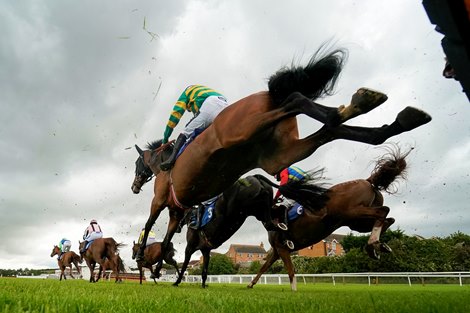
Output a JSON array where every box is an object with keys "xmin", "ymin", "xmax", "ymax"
[
  {"xmin": 423, "ymin": 0, "xmax": 470, "ymax": 101},
  {"xmin": 229, "ymin": 244, "xmax": 267, "ymax": 254}
]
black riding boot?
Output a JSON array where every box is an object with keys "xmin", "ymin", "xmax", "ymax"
[{"xmin": 160, "ymin": 133, "xmax": 188, "ymax": 171}]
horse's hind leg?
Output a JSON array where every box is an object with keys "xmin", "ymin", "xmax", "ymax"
[
  {"xmin": 248, "ymin": 246, "xmax": 280, "ymax": 289},
  {"xmin": 201, "ymin": 248, "xmax": 211, "ymax": 288},
  {"xmin": 328, "ymin": 106, "xmax": 431, "ymax": 145},
  {"xmin": 282, "ymin": 88, "xmax": 387, "ymax": 126}
]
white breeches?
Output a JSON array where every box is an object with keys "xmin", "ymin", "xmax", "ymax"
[
  {"xmin": 182, "ymin": 96, "xmax": 229, "ymax": 136},
  {"xmin": 85, "ymin": 232, "xmax": 103, "ymax": 242}
]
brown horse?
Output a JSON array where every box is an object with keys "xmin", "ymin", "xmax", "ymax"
[
  {"xmin": 79, "ymin": 238, "xmax": 124, "ymax": 283},
  {"xmin": 50, "ymin": 246, "xmax": 82, "ymax": 281},
  {"xmin": 96, "ymin": 257, "xmax": 126, "ymax": 281},
  {"xmin": 247, "ymin": 146, "xmax": 410, "ymax": 291},
  {"xmin": 131, "ymin": 241, "xmax": 180, "ymax": 284},
  {"xmin": 132, "ymin": 47, "xmax": 431, "ymax": 263}
]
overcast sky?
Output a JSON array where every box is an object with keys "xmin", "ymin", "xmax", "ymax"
[{"xmin": 1, "ymin": 0, "xmax": 469, "ymax": 270}]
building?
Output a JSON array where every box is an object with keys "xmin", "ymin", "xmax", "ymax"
[
  {"xmin": 296, "ymin": 234, "xmax": 345, "ymax": 258},
  {"xmin": 225, "ymin": 242, "xmax": 267, "ymax": 265}
]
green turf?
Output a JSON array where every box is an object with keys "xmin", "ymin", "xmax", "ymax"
[{"xmin": 1, "ymin": 278, "xmax": 469, "ymax": 313}]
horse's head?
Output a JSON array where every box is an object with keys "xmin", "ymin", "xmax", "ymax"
[
  {"xmin": 131, "ymin": 140, "xmax": 173, "ymax": 194},
  {"xmin": 50, "ymin": 245, "xmax": 59, "ymax": 257},
  {"xmin": 131, "ymin": 241, "xmax": 140, "ymax": 260}
]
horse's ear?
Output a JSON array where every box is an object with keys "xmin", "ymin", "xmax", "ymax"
[
  {"xmin": 133, "ymin": 240, "xmax": 135, "ymax": 245},
  {"xmin": 135, "ymin": 145, "xmax": 144, "ymax": 157}
]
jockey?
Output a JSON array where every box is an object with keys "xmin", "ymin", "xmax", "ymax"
[
  {"xmin": 271, "ymin": 166, "xmax": 307, "ymax": 250},
  {"xmin": 160, "ymin": 85, "xmax": 229, "ymax": 171},
  {"xmin": 274, "ymin": 166, "xmax": 307, "ymax": 201},
  {"xmin": 58, "ymin": 238, "xmax": 71, "ymax": 259},
  {"xmin": 138, "ymin": 228, "xmax": 157, "ymax": 246},
  {"xmin": 81, "ymin": 219, "xmax": 103, "ymax": 253}
]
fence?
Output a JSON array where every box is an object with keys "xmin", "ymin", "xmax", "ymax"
[{"xmin": 159, "ymin": 272, "xmax": 470, "ymax": 287}]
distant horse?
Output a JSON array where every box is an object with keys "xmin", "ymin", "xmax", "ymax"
[
  {"xmin": 96, "ymin": 257, "xmax": 126, "ymax": 281},
  {"xmin": 132, "ymin": 47, "xmax": 431, "ymax": 264},
  {"xmin": 50, "ymin": 246, "xmax": 82, "ymax": 281},
  {"xmin": 173, "ymin": 175, "xmax": 274, "ymax": 288},
  {"xmin": 247, "ymin": 146, "xmax": 411, "ymax": 291},
  {"xmin": 79, "ymin": 238, "xmax": 124, "ymax": 283},
  {"xmin": 131, "ymin": 241, "xmax": 180, "ymax": 285}
]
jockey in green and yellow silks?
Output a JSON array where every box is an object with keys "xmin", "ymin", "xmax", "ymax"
[{"xmin": 160, "ymin": 85, "xmax": 229, "ymax": 171}]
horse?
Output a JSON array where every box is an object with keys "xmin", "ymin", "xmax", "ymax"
[
  {"xmin": 247, "ymin": 146, "xmax": 411, "ymax": 291},
  {"xmin": 173, "ymin": 175, "xmax": 274, "ymax": 288},
  {"xmin": 96, "ymin": 257, "xmax": 126, "ymax": 281},
  {"xmin": 131, "ymin": 241, "xmax": 180, "ymax": 285},
  {"xmin": 50, "ymin": 246, "xmax": 82, "ymax": 281},
  {"xmin": 132, "ymin": 47, "xmax": 431, "ymax": 264},
  {"xmin": 78, "ymin": 238, "xmax": 124, "ymax": 283}
]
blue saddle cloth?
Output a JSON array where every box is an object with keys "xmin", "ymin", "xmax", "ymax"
[
  {"xmin": 189, "ymin": 196, "xmax": 220, "ymax": 228},
  {"xmin": 287, "ymin": 203, "xmax": 304, "ymax": 222},
  {"xmin": 176, "ymin": 128, "xmax": 204, "ymax": 159}
]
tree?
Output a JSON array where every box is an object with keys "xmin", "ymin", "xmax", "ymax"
[{"xmin": 207, "ymin": 254, "xmax": 236, "ymax": 275}]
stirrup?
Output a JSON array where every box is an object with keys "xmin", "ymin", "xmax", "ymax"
[
  {"xmin": 277, "ymin": 223, "xmax": 288, "ymax": 231},
  {"xmin": 160, "ymin": 160, "xmax": 174, "ymax": 171},
  {"xmin": 284, "ymin": 240, "xmax": 295, "ymax": 250}
]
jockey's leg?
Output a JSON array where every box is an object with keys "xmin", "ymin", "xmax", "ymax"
[{"xmin": 160, "ymin": 133, "xmax": 188, "ymax": 171}]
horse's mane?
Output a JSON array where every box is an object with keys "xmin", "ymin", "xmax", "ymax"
[
  {"xmin": 268, "ymin": 43, "xmax": 348, "ymax": 105},
  {"xmin": 146, "ymin": 139, "xmax": 164, "ymax": 150}
]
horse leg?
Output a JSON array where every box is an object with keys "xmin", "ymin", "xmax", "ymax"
[
  {"xmin": 110, "ymin": 256, "xmax": 121, "ymax": 283},
  {"xmin": 158, "ymin": 211, "xmax": 183, "ymax": 270},
  {"xmin": 87, "ymin": 261, "xmax": 95, "ymax": 283},
  {"xmin": 174, "ymin": 243, "xmax": 197, "ymax": 286},
  {"xmin": 69, "ymin": 265, "xmax": 75, "ymax": 279},
  {"xmin": 201, "ymin": 248, "xmax": 211, "ymax": 288},
  {"xmin": 378, "ymin": 217, "xmax": 395, "ymax": 253},
  {"xmin": 278, "ymin": 247, "xmax": 297, "ymax": 291},
  {"xmin": 344, "ymin": 205, "xmax": 391, "ymax": 260},
  {"xmin": 327, "ymin": 106, "xmax": 431, "ymax": 145},
  {"xmin": 137, "ymin": 196, "xmax": 165, "ymax": 261},
  {"xmin": 282, "ymin": 88, "xmax": 388, "ymax": 125},
  {"xmin": 247, "ymin": 248, "xmax": 280, "ymax": 289}
]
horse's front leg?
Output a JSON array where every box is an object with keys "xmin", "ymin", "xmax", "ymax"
[
  {"xmin": 247, "ymin": 244, "xmax": 280, "ymax": 289},
  {"xmin": 137, "ymin": 196, "xmax": 165, "ymax": 261},
  {"xmin": 158, "ymin": 210, "xmax": 184, "ymax": 269}
]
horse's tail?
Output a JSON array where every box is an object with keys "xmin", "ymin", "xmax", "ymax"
[
  {"xmin": 366, "ymin": 144, "xmax": 412, "ymax": 193},
  {"xmin": 72, "ymin": 252, "xmax": 83, "ymax": 264},
  {"xmin": 268, "ymin": 45, "xmax": 347, "ymax": 106},
  {"xmin": 164, "ymin": 241, "xmax": 177, "ymax": 262},
  {"xmin": 255, "ymin": 171, "xmax": 329, "ymax": 210},
  {"xmin": 118, "ymin": 256, "xmax": 126, "ymax": 273}
]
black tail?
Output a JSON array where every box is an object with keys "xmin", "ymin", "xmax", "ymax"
[
  {"xmin": 268, "ymin": 45, "xmax": 347, "ymax": 106},
  {"xmin": 367, "ymin": 145, "xmax": 412, "ymax": 193},
  {"xmin": 255, "ymin": 171, "xmax": 329, "ymax": 210},
  {"xmin": 118, "ymin": 256, "xmax": 126, "ymax": 273}
]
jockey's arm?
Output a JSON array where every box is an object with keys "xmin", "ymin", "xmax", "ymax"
[{"xmin": 162, "ymin": 92, "xmax": 188, "ymax": 144}]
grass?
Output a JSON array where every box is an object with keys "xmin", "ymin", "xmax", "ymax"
[{"xmin": 1, "ymin": 278, "xmax": 469, "ymax": 313}]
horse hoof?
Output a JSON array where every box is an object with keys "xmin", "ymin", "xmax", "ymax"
[
  {"xmin": 380, "ymin": 243, "xmax": 392, "ymax": 253},
  {"xmin": 277, "ymin": 223, "xmax": 288, "ymax": 231},
  {"xmin": 365, "ymin": 244, "xmax": 380, "ymax": 260},
  {"xmin": 396, "ymin": 107, "xmax": 432, "ymax": 131},
  {"xmin": 339, "ymin": 87, "xmax": 388, "ymax": 121}
]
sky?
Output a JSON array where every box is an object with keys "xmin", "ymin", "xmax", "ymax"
[{"xmin": 1, "ymin": 0, "xmax": 469, "ymax": 270}]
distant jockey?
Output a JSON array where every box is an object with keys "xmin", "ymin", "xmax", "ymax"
[
  {"xmin": 81, "ymin": 219, "xmax": 103, "ymax": 253},
  {"xmin": 58, "ymin": 238, "xmax": 71, "ymax": 259},
  {"xmin": 138, "ymin": 228, "xmax": 157, "ymax": 246}
]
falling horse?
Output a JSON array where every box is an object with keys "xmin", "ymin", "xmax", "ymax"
[
  {"xmin": 132, "ymin": 47, "xmax": 431, "ymax": 264},
  {"xmin": 247, "ymin": 146, "xmax": 410, "ymax": 291},
  {"xmin": 79, "ymin": 238, "xmax": 124, "ymax": 283},
  {"xmin": 173, "ymin": 175, "xmax": 274, "ymax": 288},
  {"xmin": 50, "ymin": 246, "xmax": 82, "ymax": 281},
  {"xmin": 131, "ymin": 241, "xmax": 180, "ymax": 284}
]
